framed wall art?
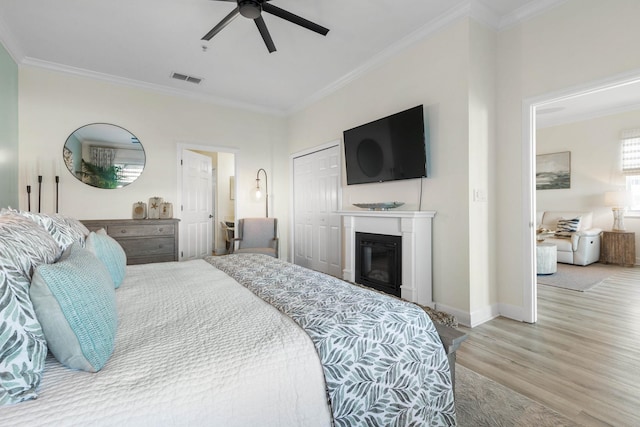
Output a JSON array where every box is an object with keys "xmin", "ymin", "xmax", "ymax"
[{"xmin": 536, "ymin": 151, "xmax": 570, "ymax": 190}]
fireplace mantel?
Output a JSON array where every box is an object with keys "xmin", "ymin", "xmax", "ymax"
[{"xmin": 338, "ymin": 210, "xmax": 436, "ymax": 307}]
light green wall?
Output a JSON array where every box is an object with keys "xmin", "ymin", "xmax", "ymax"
[{"xmin": 0, "ymin": 42, "xmax": 18, "ymax": 208}]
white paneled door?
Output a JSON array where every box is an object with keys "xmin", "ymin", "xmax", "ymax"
[
  {"xmin": 293, "ymin": 145, "xmax": 341, "ymax": 277},
  {"xmin": 181, "ymin": 149, "xmax": 213, "ymax": 260}
]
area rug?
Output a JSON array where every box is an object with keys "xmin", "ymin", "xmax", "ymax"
[
  {"xmin": 536, "ymin": 262, "xmax": 622, "ymax": 292},
  {"xmin": 456, "ymin": 364, "xmax": 579, "ymax": 426}
]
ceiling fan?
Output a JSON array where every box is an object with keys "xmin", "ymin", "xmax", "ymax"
[{"xmin": 201, "ymin": 0, "xmax": 329, "ymax": 53}]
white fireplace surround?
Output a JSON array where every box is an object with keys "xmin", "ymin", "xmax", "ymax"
[{"xmin": 339, "ymin": 210, "xmax": 436, "ymax": 307}]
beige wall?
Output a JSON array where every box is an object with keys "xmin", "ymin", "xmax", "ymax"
[
  {"xmin": 467, "ymin": 20, "xmax": 497, "ymax": 321},
  {"xmin": 13, "ymin": 0, "xmax": 640, "ymax": 326},
  {"xmin": 289, "ymin": 0, "xmax": 640, "ymax": 325},
  {"xmin": 496, "ymin": 0, "xmax": 640, "ymax": 314},
  {"xmin": 18, "ymin": 67, "xmax": 290, "ymax": 259},
  {"xmin": 288, "ymin": 20, "xmax": 482, "ymax": 323},
  {"xmin": 537, "ymin": 110, "xmax": 640, "ymax": 263}
]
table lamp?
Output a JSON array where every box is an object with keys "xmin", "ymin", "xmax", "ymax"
[{"xmin": 604, "ymin": 190, "xmax": 630, "ymax": 231}]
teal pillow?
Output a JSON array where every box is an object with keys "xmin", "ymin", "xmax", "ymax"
[
  {"xmin": 85, "ymin": 229, "xmax": 127, "ymax": 288},
  {"xmin": 30, "ymin": 245, "xmax": 118, "ymax": 372}
]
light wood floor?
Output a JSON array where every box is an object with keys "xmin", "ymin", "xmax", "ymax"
[{"xmin": 457, "ymin": 265, "xmax": 640, "ymax": 426}]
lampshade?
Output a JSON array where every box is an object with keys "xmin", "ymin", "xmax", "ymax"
[{"xmin": 604, "ymin": 190, "xmax": 630, "ymax": 207}]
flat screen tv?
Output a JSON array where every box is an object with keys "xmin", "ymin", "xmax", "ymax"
[{"xmin": 343, "ymin": 105, "xmax": 427, "ymax": 185}]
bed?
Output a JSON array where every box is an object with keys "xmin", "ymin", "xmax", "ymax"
[{"xmin": 0, "ymin": 211, "xmax": 456, "ymax": 426}]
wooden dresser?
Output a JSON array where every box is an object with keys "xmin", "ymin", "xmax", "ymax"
[{"xmin": 82, "ymin": 219, "xmax": 180, "ymax": 265}]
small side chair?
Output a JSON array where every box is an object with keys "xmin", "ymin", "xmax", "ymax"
[{"xmin": 233, "ymin": 218, "xmax": 278, "ymax": 258}]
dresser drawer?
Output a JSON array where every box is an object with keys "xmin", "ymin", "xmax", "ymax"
[
  {"xmin": 81, "ymin": 219, "xmax": 180, "ymax": 265},
  {"xmin": 117, "ymin": 237, "xmax": 175, "ymax": 257},
  {"xmin": 127, "ymin": 254, "xmax": 176, "ymax": 265},
  {"xmin": 108, "ymin": 223, "xmax": 175, "ymax": 238}
]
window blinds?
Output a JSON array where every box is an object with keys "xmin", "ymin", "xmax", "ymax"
[{"xmin": 621, "ymin": 128, "xmax": 640, "ymax": 175}]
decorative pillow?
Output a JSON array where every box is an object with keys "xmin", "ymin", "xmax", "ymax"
[
  {"xmin": 54, "ymin": 214, "xmax": 90, "ymax": 239},
  {"xmin": 30, "ymin": 245, "xmax": 118, "ymax": 372},
  {"xmin": 555, "ymin": 217, "xmax": 581, "ymax": 238},
  {"xmin": 0, "ymin": 214, "xmax": 61, "ymax": 405},
  {"xmin": 0, "ymin": 209, "xmax": 88, "ymax": 250},
  {"xmin": 85, "ymin": 229, "xmax": 127, "ymax": 288}
]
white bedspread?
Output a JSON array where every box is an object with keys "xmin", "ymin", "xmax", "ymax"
[{"xmin": 0, "ymin": 260, "xmax": 332, "ymax": 426}]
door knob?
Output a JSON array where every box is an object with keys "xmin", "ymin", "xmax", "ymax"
[{"xmin": 209, "ymin": 214, "xmax": 213, "ymax": 218}]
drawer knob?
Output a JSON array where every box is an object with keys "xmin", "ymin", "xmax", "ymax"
[
  {"xmin": 158, "ymin": 228, "xmax": 164, "ymax": 232},
  {"xmin": 120, "ymin": 229, "xmax": 127, "ymax": 234}
]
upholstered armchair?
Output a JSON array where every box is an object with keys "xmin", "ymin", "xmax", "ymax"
[
  {"xmin": 536, "ymin": 211, "xmax": 602, "ymax": 266},
  {"xmin": 232, "ymin": 218, "xmax": 279, "ymax": 258}
]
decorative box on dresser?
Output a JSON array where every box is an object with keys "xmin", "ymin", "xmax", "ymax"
[
  {"xmin": 82, "ymin": 219, "xmax": 180, "ymax": 265},
  {"xmin": 599, "ymin": 231, "xmax": 636, "ymax": 267}
]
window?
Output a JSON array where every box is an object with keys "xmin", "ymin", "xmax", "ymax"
[
  {"xmin": 627, "ymin": 176, "xmax": 640, "ymax": 210},
  {"xmin": 622, "ymin": 129, "xmax": 640, "ymax": 212}
]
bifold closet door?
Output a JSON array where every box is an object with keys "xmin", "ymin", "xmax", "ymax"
[{"xmin": 293, "ymin": 145, "xmax": 341, "ymax": 277}]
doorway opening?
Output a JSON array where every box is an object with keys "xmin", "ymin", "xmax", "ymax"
[
  {"xmin": 177, "ymin": 143, "xmax": 237, "ymax": 260},
  {"xmin": 522, "ymin": 72, "xmax": 640, "ymax": 323}
]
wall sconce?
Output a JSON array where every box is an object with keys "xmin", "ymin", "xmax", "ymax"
[
  {"xmin": 254, "ymin": 168, "xmax": 268, "ymax": 217},
  {"xmin": 604, "ymin": 190, "xmax": 630, "ymax": 231}
]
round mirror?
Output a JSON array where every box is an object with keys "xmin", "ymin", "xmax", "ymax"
[{"xmin": 63, "ymin": 123, "xmax": 145, "ymax": 189}]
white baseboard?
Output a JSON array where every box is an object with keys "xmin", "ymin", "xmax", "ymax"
[
  {"xmin": 435, "ymin": 302, "xmax": 524, "ymax": 328},
  {"xmin": 434, "ymin": 303, "xmax": 472, "ymax": 328},
  {"xmin": 469, "ymin": 304, "xmax": 500, "ymax": 327},
  {"xmin": 497, "ymin": 303, "xmax": 525, "ymax": 323}
]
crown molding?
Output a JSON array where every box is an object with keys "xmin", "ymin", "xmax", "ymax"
[
  {"xmin": 497, "ymin": 0, "xmax": 568, "ymax": 30},
  {"xmin": 21, "ymin": 57, "xmax": 286, "ymax": 116},
  {"xmin": 287, "ymin": 2, "xmax": 473, "ymax": 115},
  {"xmin": 1, "ymin": 0, "xmax": 569, "ymax": 117},
  {"xmin": 288, "ymin": 0, "xmax": 567, "ymax": 115},
  {"xmin": 469, "ymin": 0, "xmax": 501, "ymax": 29}
]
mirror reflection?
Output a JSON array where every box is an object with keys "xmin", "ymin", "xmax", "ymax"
[{"xmin": 63, "ymin": 123, "xmax": 145, "ymax": 189}]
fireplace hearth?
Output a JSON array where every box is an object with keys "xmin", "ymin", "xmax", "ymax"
[
  {"xmin": 339, "ymin": 210, "xmax": 435, "ymax": 307},
  {"xmin": 355, "ymin": 232, "xmax": 402, "ymax": 297}
]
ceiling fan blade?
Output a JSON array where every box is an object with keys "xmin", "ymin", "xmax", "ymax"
[
  {"xmin": 262, "ymin": 3, "xmax": 329, "ymax": 36},
  {"xmin": 255, "ymin": 16, "xmax": 276, "ymax": 53},
  {"xmin": 202, "ymin": 7, "xmax": 240, "ymax": 41}
]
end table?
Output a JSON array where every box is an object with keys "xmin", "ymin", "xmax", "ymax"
[{"xmin": 600, "ymin": 231, "xmax": 635, "ymax": 267}]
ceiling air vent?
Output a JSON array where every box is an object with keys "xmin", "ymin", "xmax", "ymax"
[{"xmin": 171, "ymin": 72, "xmax": 203, "ymax": 85}]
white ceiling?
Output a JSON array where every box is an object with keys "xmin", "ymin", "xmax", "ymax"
[
  {"xmin": 535, "ymin": 79, "xmax": 640, "ymax": 128},
  {"xmin": 2, "ymin": 0, "xmax": 637, "ymax": 123}
]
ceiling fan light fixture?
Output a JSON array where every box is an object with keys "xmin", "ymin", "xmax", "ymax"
[
  {"xmin": 239, "ymin": 0, "xmax": 262, "ymax": 19},
  {"xmin": 202, "ymin": 0, "xmax": 329, "ymax": 52}
]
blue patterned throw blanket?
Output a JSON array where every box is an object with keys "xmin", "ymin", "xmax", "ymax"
[{"xmin": 206, "ymin": 254, "xmax": 456, "ymax": 426}]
